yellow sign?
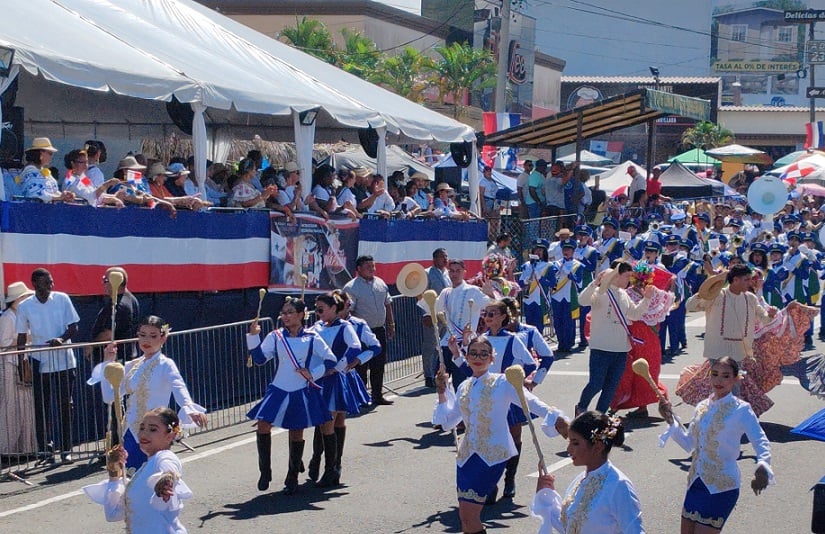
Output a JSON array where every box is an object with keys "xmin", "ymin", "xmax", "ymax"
[{"xmin": 712, "ymin": 61, "xmax": 799, "ymax": 73}]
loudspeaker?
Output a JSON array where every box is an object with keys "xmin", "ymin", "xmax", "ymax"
[
  {"xmin": 166, "ymin": 96, "xmax": 194, "ymax": 135},
  {"xmin": 435, "ymin": 166, "xmax": 462, "ymax": 192},
  {"xmin": 0, "ymin": 106, "xmax": 23, "ymax": 168},
  {"xmin": 358, "ymin": 127, "xmax": 379, "ymax": 159},
  {"xmin": 450, "ymin": 141, "xmax": 473, "ymax": 168},
  {"xmin": 1, "ymin": 76, "xmax": 17, "ymax": 115}
]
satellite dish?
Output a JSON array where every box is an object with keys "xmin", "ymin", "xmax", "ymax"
[{"xmin": 747, "ymin": 176, "xmax": 787, "ymax": 216}]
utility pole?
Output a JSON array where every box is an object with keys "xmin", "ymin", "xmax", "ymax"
[
  {"xmin": 810, "ymin": 21, "xmax": 817, "ymax": 125},
  {"xmin": 494, "ymin": 0, "xmax": 510, "ymax": 113}
]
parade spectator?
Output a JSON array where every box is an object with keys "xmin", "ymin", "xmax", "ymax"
[
  {"xmin": 479, "ymin": 165, "xmax": 499, "ymax": 217},
  {"xmin": 398, "ymin": 181, "xmax": 423, "ymax": 217},
  {"xmin": 366, "ymin": 174, "xmax": 395, "ymax": 214},
  {"xmin": 344, "ymin": 255, "xmax": 395, "ymax": 406},
  {"xmin": 148, "ymin": 162, "xmax": 208, "ymax": 210},
  {"xmin": 525, "ymin": 159, "xmax": 547, "ymax": 218},
  {"xmin": 411, "ymin": 171, "xmax": 434, "ymax": 211},
  {"xmin": 646, "ymin": 167, "xmax": 663, "ymax": 197},
  {"xmin": 245, "ymin": 149, "xmax": 265, "ymax": 192},
  {"xmin": 627, "ymin": 166, "xmax": 647, "ymax": 204},
  {"xmin": 203, "ymin": 162, "xmax": 230, "ymax": 206},
  {"xmin": 63, "ymin": 149, "xmax": 123, "ymax": 207},
  {"xmin": 83, "ymin": 140, "xmax": 107, "ymax": 188},
  {"xmin": 516, "ymin": 159, "xmax": 533, "ymax": 218},
  {"xmin": 89, "ymin": 267, "xmax": 140, "ymax": 364},
  {"xmin": 16, "ymin": 268, "xmax": 80, "ymax": 463},
  {"xmin": 0, "ymin": 281, "xmax": 36, "ymax": 456},
  {"xmin": 231, "ymin": 158, "xmax": 277, "ymax": 209},
  {"xmin": 336, "ymin": 169, "xmax": 359, "ymax": 212},
  {"xmin": 276, "ymin": 161, "xmax": 305, "ymax": 213},
  {"xmin": 309, "ymin": 164, "xmax": 338, "ymax": 218},
  {"xmin": 543, "ymin": 161, "xmax": 567, "ymax": 219},
  {"xmin": 20, "ymin": 138, "xmax": 75, "ymax": 204},
  {"xmin": 433, "ymin": 183, "xmax": 469, "ymax": 220},
  {"xmin": 108, "ymin": 156, "xmax": 174, "ymax": 214}
]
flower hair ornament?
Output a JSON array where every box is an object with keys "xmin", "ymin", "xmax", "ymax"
[
  {"xmin": 482, "ymin": 254, "xmax": 505, "ymax": 279},
  {"xmin": 631, "ymin": 261, "xmax": 655, "ymax": 287},
  {"xmin": 591, "ymin": 415, "xmax": 621, "ymax": 445},
  {"xmin": 160, "ymin": 323, "xmax": 172, "ymax": 336}
]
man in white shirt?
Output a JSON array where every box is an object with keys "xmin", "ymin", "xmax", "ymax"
[
  {"xmin": 16, "ymin": 268, "xmax": 80, "ymax": 463},
  {"xmin": 626, "ymin": 166, "xmax": 647, "ymax": 205},
  {"xmin": 421, "ymin": 248, "xmax": 451, "ymax": 388},
  {"xmin": 516, "ymin": 160, "xmax": 533, "ymax": 218}
]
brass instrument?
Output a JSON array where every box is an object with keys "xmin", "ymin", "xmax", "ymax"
[
  {"xmin": 649, "ymin": 221, "xmax": 661, "ymax": 232},
  {"xmin": 731, "ymin": 235, "xmax": 745, "ymax": 248}
]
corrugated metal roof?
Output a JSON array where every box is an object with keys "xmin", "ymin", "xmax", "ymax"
[{"xmin": 561, "ymin": 76, "xmax": 721, "ymax": 84}]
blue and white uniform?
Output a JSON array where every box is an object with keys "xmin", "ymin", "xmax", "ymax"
[
  {"xmin": 511, "ymin": 322, "xmax": 554, "ymax": 385},
  {"xmin": 246, "ymin": 327, "xmax": 337, "ymax": 429},
  {"xmin": 344, "ymin": 314, "xmax": 382, "ymax": 406},
  {"xmin": 310, "ymin": 319, "xmax": 374, "ymax": 415}
]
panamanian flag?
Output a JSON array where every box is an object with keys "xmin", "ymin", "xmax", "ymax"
[
  {"xmin": 482, "ymin": 112, "xmax": 521, "ymax": 168},
  {"xmin": 805, "ymin": 121, "xmax": 825, "ymax": 149}
]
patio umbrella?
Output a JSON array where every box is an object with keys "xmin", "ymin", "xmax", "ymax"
[
  {"xmin": 667, "ymin": 148, "xmax": 719, "ymax": 166},
  {"xmin": 704, "ymin": 144, "xmax": 773, "ymax": 165},
  {"xmin": 611, "ymin": 184, "xmax": 629, "ymax": 198},
  {"xmin": 798, "ymin": 182, "xmax": 825, "ymax": 197},
  {"xmin": 773, "ymin": 149, "xmax": 815, "ymax": 168}
]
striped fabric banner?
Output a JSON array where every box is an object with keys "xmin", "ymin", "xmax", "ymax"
[
  {"xmin": 0, "ymin": 202, "xmax": 271, "ymax": 295},
  {"xmin": 805, "ymin": 121, "xmax": 825, "ymax": 149},
  {"xmin": 357, "ymin": 219, "xmax": 488, "ymax": 284}
]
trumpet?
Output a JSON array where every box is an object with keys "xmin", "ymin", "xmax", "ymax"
[
  {"xmin": 710, "ymin": 249, "xmax": 720, "ymax": 257},
  {"xmin": 731, "ymin": 235, "xmax": 745, "ymax": 248},
  {"xmin": 649, "ymin": 221, "xmax": 661, "ymax": 232}
]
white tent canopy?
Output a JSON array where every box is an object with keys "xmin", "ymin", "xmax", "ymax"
[
  {"xmin": 0, "ymin": 0, "xmax": 480, "ymax": 211},
  {"xmin": 594, "ymin": 161, "xmax": 648, "ymax": 196},
  {"xmin": 325, "ymin": 145, "xmax": 435, "ymax": 181}
]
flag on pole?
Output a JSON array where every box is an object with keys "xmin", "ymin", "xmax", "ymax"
[{"xmin": 805, "ymin": 121, "xmax": 825, "ymax": 149}]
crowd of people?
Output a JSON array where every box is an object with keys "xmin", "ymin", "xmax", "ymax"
[{"xmin": 1, "ymin": 137, "xmax": 486, "ymax": 223}]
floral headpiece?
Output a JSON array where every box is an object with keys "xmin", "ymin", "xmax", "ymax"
[
  {"xmin": 590, "ymin": 415, "xmax": 621, "ymax": 445},
  {"xmin": 482, "ymin": 254, "xmax": 505, "ymax": 279},
  {"xmin": 160, "ymin": 323, "xmax": 172, "ymax": 336},
  {"xmin": 630, "ymin": 261, "xmax": 655, "ymax": 286}
]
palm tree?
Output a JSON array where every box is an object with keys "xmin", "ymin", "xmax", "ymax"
[
  {"xmin": 336, "ymin": 28, "xmax": 382, "ymax": 78},
  {"xmin": 431, "ymin": 43, "xmax": 496, "ymax": 118},
  {"xmin": 369, "ymin": 47, "xmax": 434, "ymax": 103},
  {"xmin": 680, "ymin": 121, "xmax": 734, "ymax": 150},
  {"xmin": 279, "ymin": 17, "xmax": 336, "ymax": 64}
]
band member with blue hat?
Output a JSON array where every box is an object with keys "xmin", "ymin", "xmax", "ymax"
[{"xmin": 574, "ymin": 225, "xmax": 599, "ymax": 349}]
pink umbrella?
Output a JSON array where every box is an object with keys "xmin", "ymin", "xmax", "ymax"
[
  {"xmin": 611, "ymin": 184, "xmax": 629, "ymax": 198},
  {"xmin": 798, "ymin": 182, "xmax": 825, "ymax": 197}
]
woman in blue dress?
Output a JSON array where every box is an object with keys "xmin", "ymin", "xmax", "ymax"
[
  {"xmin": 246, "ymin": 298, "xmax": 337, "ymax": 495},
  {"xmin": 307, "ymin": 292, "xmax": 375, "ymax": 487}
]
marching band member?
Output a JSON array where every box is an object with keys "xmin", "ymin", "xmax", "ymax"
[
  {"xmin": 671, "ymin": 210, "xmax": 698, "ymax": 244},
  {"xmin": 83, "ymin": 408, "xmax": 193, "ymax": 534},
  {"xmin": 95, "ymin": 316, "xmax": 207, "ymax": 471},
  {"xmin": 501, "ymin": 297, "xmax": 555, "ymax": 387},
  {"xmin": 781, "ymin": 231, "xmax": 819, "ymax": 346},
  {"xmin": 531, "ymin": 411, "xmax": 644, "ymax": 534},
  {"xmin": 433, "ymin": 334, "xmax": 567, "ymax": 534},
  {"xmin": 693, "ymin": 213, "xmax": 711, "ymax": 256},
  {"xmin": 574, "ymin": 225, "xmax": 600, "ymax": 349},
  {"xmin": 246, "ymin": 298, "xmax": 338, "ymax": 495},
  {"xmin": 640, "ymin": 213, "xmax": 666, "ymax": 245},
  {"xmin": 747, "ymin": 242, "xmax": 769, "ymax": 271},
  {"xmin": 596, "ymin": 218, "xmax": 624, "ymax": 273},
  {"xmin": 307, "ymin": 293, "xmax": 374, "ymax": 487},
  {"xmin": 436, "ymin": 259, "xmax": 493, "ymax": 390},
  {"xmin": 743, "ymin": 210, "xmax": 765, "ymax": 244},
  {"xmin": 642, "ymin": 240, "xmax": 663, "ymax": 267},
  {"xmin": 659, "ymin": 357, "xmax": 773, "ymax": 533},
  {"xmin": 708, "ymin": 234, "xmax": 733, "ymax": 271},
  {"xmin": 519, "ymin": 240, "xmax": 553, "ymax": 333},
  {"xmin": 621, "ymin": 219, "xmax": 644, "ymax": 261},
  {"xmin": 661, "ymin": 237, "xmax": 701, "ymax": 356},
  {"xmin": 763, "ymin": 243, "xmax": 788, "ymax": 308},
  {"xmin": 547, "ymin": 239, "xmax": 584, "ymax": 353}
]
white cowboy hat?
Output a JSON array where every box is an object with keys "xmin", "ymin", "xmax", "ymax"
[{"xmin": 5, "ymin": 281, "xmax": 34, "ymax": 303}]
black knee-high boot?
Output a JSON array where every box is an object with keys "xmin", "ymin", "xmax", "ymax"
[
  {"xmin": 334, "ymin": 426, "xmax": 346, "ymax": 480},
  {"xmin": 283, "ymin": 439, "xmax": 304, "ymax": 495},
  {"xmin": 502, "ymin": 442, "xmax": 522, "ymax": 498},
  {"xmin": 308, "ymin": 426, "xmax": 323, "ymax": 481},
  {"xmin": 256, "ymin": 432, "xmax": 272, "ymax": 491},
  {"xmin": 316, "ymin": 432, "xmax": 339, "ymax": 487}
]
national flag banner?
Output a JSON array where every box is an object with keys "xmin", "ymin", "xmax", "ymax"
[
  {"xmin": 357, "ymin": 219, "xmax": 488, "ymax": 284},
  {"xmin": 482, "ymin": 112, "xmax": 521, "ymax": 168},
  {"xmin": 805, "ymin": 121, "xmax": 825, "ymax": 149},
  {"xmin": 125, "ymin": 169, "xmax": 142, "ymax": 185},
  {"xmin": 0, "ymin": 202, "xmax": 271, "ymax": 295},
  {"xmin": 269, "ymin": 213, "xmax": 359, "ymax": 293}
]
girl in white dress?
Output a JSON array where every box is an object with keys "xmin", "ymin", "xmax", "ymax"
[
  {"xmin": 84, "ymin": 407, "xmax": 193, "ymax": 534},
  {"xmin": 531, "ymin": 411, "xmax": 645, "ymax": 533},
  {"xmin": 93, "ymin": 316, "xmax": 207, "ymax": 470}
]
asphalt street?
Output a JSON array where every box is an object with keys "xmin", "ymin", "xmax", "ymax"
[{"xmin": 1, "ymin": 312, "xmax": 823, "ymax": 533}]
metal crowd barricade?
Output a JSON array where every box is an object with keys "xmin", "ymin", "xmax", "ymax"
[
  {"xmin": 384, "ymin": 296, "xmax": 424, "ymax": 386},
  {"xmin": 0, "ymin": 317, "xmax": 275, "ymax": 483}
]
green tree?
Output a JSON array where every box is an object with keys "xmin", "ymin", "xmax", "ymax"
[
  {"xmin": 369, "ymin": 47, "xmax": 434, "ymax": 103},
  {"xmin": 431, "ymin": 42, "xmax": 496, "ymax": 118},
  {"xmin": 279, "ymin": 17, "xmax": 336, "ymax": 63},
  {"xmin": 336, "ymin": 28, "xmax": 382, "ymax": 78},
  {"xmin": 680, "ymin": 121, "xmax": 734, "ymax": 150}
]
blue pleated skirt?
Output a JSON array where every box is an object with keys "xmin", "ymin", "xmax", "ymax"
[
  {"xmin": 247, "ymin": 384, "xmax": 331, "ymax": 430},
  {"xmin": 346, "ymin": 369, "xmax": 371, "ymax": 408},
  {"xmin": 318, "ymin": 371, "xmax": 363, "ymax": 415},
  {"xmin": 507, "ymin": 403, "xmax": 527, "ymax": 426}
]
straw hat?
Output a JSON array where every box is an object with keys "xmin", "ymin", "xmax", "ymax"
[
  {"xmin": 555, "ymin": 228, "xmax": 574, "ymax": 239},
  {"xmin": 26, "ymin": 137, "xmax": 58, "ymax": 153},
  {"xmin": 147, "ymin": 162, "xmax": 172, "ymax": 178},
  {"xmin": 435, "ymin": 182, "xmax": 454, "ymax": 193},
  {"xmin": 697, "ymin": 271, "xmax": 727, "ymax": 301},
  {"xmin": 116, "ymin": 156, "xmax": 145, "ymax": 171},
  {"xmin": 284, "ymin": 161, "xmax": 302, "ymax": 173},
  {"xmin": 410, "ymin": 171, "xmax": 433, "ymax": 182},
  {"xmin": 5, "ymin": 282, "xmax": 34, "ymax": 303},
  {"xmin": 396, "ymin": 263, "xmax": 428, "ymax": 297},
  {"xmin": 353, "ymin": 167, "xmax": 374, "ymax": 178}
]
